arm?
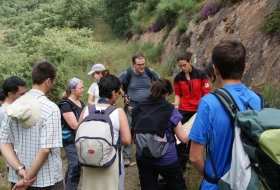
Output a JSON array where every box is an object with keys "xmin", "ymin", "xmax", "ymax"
[
  {"xmin": 173, "ymin": 80, "xmax": 181, "ymax": 109},
  {"xmin": 119, "ymin": 87, "xmax": 130, "ymax": 105},
  {"xmin": 0, "ymin": 144, "xmax": 26, "ymax": 178},
  {"xmin": 78, "ymin": 106, "xmax": 87, "ymax": 125},
  {"xmin": 26, "ymin": 148, "xmax": 50, "ymax": 180},
  {"xmin": 62, "ymin": 112, "xmax": 79, "ymax": 130},
  {"xmin": 173, "ymin": 95, "xmax": 180, "ymax": 109},
  {"xmin": 173, "ymin": 121, "xmax": 189, "ymax": 144},
  {"xmin": 201, "ymin": 77, "xmax": 211, "ymax": 96},
  {"xmin": 118, "ymin": 108, "xmax": 131, "ymax": 145},
  {"xmin": 189, "ymin": 141, "xmax": 206, "ymax": 176},
  {"xmin": 87, "ymin": 94, "xmax": 95, "ymax": 105}
]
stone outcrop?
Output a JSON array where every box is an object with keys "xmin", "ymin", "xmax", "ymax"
[{"xmin": 134, "ymin": 0, "xmax": 280, "ymax": 92}]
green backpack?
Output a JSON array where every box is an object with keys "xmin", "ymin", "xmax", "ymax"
[{"xmin": 210, "ymin": 88, "xmax": 280, "ymax": 190}]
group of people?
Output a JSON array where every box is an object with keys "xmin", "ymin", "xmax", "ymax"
[{"xmin": 0, "ymin": 39, "xmax": 257, "ymax": 190}]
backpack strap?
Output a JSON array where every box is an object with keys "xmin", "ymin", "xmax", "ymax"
[
  {"xmin": 88, "ymin": 104, "xmax": 97, "ymax": 114},
  {"xmin": 104, "ymin": 105, "xmax": 118, "ymax": 115},
  {"xmin": 204, "ymin": 88, "xmax": 240, "ymax": 184},
  {"xmin": 211, "ymin": 88, "xmax": 239, "ymax": 126},
  {"xmin": 144, "ymin": 66, "xmax": 155, "ymax": 83},
  {"xmin": 123, "ymin": 68, "xmax": 133, "ymax": 94}
]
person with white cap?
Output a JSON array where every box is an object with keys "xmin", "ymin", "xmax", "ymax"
[
  {"xmin": 0, "ymin": 60, "xmax": 64, "ymax": 190},
  {"xmin": 87, "ymin": 63, "xmax": 110, "ymax": 105}
]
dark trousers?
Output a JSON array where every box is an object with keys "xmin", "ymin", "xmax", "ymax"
[
  {"xmin": 11, "ymin": 180, "xmax": 64, "ymax": 190},
  {"xmin": 178, "ymin": 110, "xmax": 196, "ymax": 171},
  {"xmin": 63, "ymin": 137, "xmax": 81, "ymax": 190},
  {"xmin": 137, "ymin": 159, "xmax": 187, "ymax": 190}
]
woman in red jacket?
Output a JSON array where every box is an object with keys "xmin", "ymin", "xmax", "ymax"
[{"xmin": 173, "ymin": 51, "xmax": 211, "ymax": 172}]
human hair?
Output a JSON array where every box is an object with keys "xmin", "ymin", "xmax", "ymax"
[
  {"xmin": 0, "ymin": 91, "xmax": 6, "ymax": 101},
  {"xmin": 177, "ymin": 52, "xmax": 193, "ymax": 62},
  {"xmin": 150, "ymin": 78, "xmax": 173, "ymax": 100},
  {"xmin": 2, "ymin": 76, "xmax": 27, "ymax": 96},
  {"xmin": 204, "ymin": 61, "xmax": 216, "ymax": 83},
  {"xmin": 132, "ymin": 54, "xmax": 145, "ymax": 64},
  {"xmin": 100, "ymin": 70, "xmax": 110, "ymax": 76},
  {"xmin": 61, "ymin": 78, "xmax": 82, "ymax": 100},
  {"xmin": 212, "ymin": 40, "xmax": 246, "ymax": 80},
  {"xmin": 99, "ymin": 75, "xmax": 121, "ymax": 99},
  {"xmin": 32, "ymin": 61, "xmax": 57, "ymax": 85}
]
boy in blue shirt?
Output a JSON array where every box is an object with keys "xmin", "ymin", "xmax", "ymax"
[{"xmin": 189, "ymin": 40, "xmax": 261, "ymax": 190}]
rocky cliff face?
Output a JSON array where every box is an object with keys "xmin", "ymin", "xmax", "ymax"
[{"xmin": 135, "ymin": 0, "xmax": 280, "ymax": 92}]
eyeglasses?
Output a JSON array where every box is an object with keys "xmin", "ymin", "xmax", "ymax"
[{"xmin": 135, "ymin": 63, "xmax": 145, "ymax": 67}]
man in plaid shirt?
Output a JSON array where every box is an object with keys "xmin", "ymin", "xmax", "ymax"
[{"xmin": 0, "ymin": 61, "xmax": 64, "ymax": 190}]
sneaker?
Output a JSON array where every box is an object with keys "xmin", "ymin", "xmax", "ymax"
[{"xmin": 124, "ymin": 158, "xmax": 131, "ymax": 167}]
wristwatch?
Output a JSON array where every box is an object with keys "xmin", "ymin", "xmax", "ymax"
[{"xmin": 15, "ymin": 164, "xmax": 25, "ymax": 175}]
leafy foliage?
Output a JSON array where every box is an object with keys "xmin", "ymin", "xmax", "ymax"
[{"xmin": 261, "ymin": 5, "xmax": 280, "ymax": 36}]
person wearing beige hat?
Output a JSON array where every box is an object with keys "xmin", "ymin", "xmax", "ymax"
[
  {"xmin": 87, "ymin": 63, "xmax": 110, "ymax": 105},
  {"xmin": 0, "ymin": 61, "xmax": 64, "ymax": 190}
]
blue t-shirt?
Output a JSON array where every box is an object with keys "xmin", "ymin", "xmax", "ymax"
[
  {"xmin": 136, "ymin": 108, "xmax": 183, "ymax": 166},
  {"xmin": 118, "ymin": 68, "xmax": 159, "ymax": 107},
  {"xmin": 189, "ymin": 84, "xmax": 261, "ymax": 190}
]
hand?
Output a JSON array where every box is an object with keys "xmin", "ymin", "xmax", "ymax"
[
  {"xmin": 25, "ymin": 175, "xmax": 37, "ymax": 186},
  {"xmin": 123, "ymin": 96, "xmax": 130, "ymax": 105},
  {"xmin": 12, "ymin": 179, "xmax": 28, "ymax": 190},
  {"xmin": 17, "ymin": 169, "xmax": 27, "ymax": 180},
  {"xmin": 172, "ymin": 103, "xmax": 179, "ymax": 109}
]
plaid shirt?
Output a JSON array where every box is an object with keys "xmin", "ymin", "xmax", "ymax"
[{"xmin": 0, "ymin": 89, "xmax": 63, "ymax": 187}]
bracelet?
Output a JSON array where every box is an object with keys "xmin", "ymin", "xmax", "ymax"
[{"xmin": 15, "ymin": 164, "xmax": 25, "ymax": 175}]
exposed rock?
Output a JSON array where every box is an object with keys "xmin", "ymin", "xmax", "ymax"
[{"xmin": 131, "ymin": 0, "xmax": 280, "ymax": 93}]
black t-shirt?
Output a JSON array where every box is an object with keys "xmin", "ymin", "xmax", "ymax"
[{"xmin": 59, "ymin": 99, "xmax": 85, "ymax": 131}]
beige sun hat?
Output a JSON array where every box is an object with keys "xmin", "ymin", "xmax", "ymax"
[{"xmin": 6, "ymin": 93, "xmax": 41, "ymax": 128}]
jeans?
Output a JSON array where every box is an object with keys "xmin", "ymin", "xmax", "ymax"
[
  {"xmin": 63, "ymin": 136, "xmax": 81, "ymax": 190},
  {"xmin": 122, "ymin": 105, "xmax": 132, "ymax": 159},
  {"xmin": 137, "ymin": 159, "xmax": 187, "ymax": 190}
]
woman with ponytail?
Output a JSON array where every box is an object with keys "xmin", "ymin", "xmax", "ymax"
[
  {"xmin": 59, "ymin": 78, "xmax": 85, "ymax": 190},
  {"xmin": 132, "ymin": 78, "xmax": 189, "ymax": 190}
]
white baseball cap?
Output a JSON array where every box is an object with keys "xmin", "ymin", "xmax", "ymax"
[{"xmin": 87, "ymin": 63, "xmax": 106, "ymax": 75}]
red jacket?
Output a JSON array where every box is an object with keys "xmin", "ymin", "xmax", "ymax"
[{"xmin": 174, "ymin": 67, "xmax": 210, "ymax": 112}]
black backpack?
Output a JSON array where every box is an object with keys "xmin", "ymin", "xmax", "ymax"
[{"xmin": 122, "ymin": 66, "xmax": 155, "ymax": 94}]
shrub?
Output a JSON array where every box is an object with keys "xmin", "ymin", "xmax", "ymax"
[
  {"xmin": 151, "ymin": 19, "xmax": 165, "ymax": 32},
  {"xmin": 261, "ymin": 5, "xmax": 280, "ymax": 36},
  {"xmin": 200, "ymin": 1, "xmax": 221, "ymax": 20},
  {"xmin": 176, "ymin": 15, "xmax": 188, "ymax": 33}
]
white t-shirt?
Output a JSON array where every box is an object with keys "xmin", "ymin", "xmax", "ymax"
[{"xmin": 87, "ymin": 82, "xmax": 99, "ymax": 103}]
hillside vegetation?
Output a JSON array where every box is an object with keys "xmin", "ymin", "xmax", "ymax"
[{"xmin": 1, "ymin": 0, "xmax": 279, "ymax": 104}]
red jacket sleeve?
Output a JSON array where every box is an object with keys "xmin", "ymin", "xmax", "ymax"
[{"xmin": 201, "ymin": 78, "xmax": 211, "ymax": 96}]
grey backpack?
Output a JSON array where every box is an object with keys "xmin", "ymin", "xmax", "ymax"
[
  {"xmin": 75, "ymin": 105, "xmax": 117, "ymax": 167},
  {"xmin": 135, "ymin": 133, "xmax": 170, "ymax": 158}
]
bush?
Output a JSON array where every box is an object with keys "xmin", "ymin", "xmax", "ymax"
[
  {"xmin": 139, "ymin": 42, "xmax": 163, "ymax": 62},
  {"xmin": 151, "ymin": 19, "xmax": 165, "ymax": 32},
  {"xmin": 200, "ymin": 1, "xmax": 221, "ymax": 20},
  {"xmin": 261, "ymin": 5, "xmax": 280, "ymax": 36},
  {"xmin": 176, "ymin": 15, "xmax": 188, "ymax": 33}
]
